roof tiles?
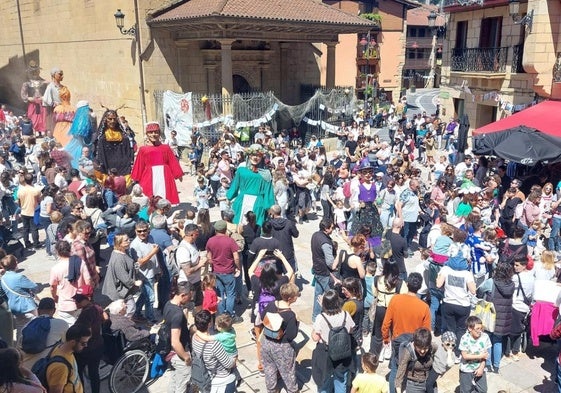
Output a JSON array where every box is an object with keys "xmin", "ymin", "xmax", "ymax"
[{"xmin": 151, "ymin": 0, "xmax": 374, "ymax": 26}]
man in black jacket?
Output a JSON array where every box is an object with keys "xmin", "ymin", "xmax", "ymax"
[{"xmin": 269, "ymin": 204, "xmax": 300, "ymax": 275}]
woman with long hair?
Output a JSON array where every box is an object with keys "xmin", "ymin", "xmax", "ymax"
[
  {"xmin": 195, "ymin": 208, "xmax": 215, "ymax": 253},
  {"xmin": 240, "ymin": 211, "xmax": 260, "ymax": 293},
  {"xmin": 368, "ymin": 259, "xmax": 405, "ymax": 358},
  {"xmin": 477, "ymin": 262, "xmax": 514, "ymax": 373},
  {"xmin": 273, "ymin": 169, "xmax": 289, "ymax": 218},
  {"xmin": 0, "ymin": 348, "xmax": 45, "ymax": 393}
]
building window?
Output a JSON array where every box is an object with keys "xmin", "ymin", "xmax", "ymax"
[
  {"xmin": 455, "ymin": 21, "xmax": 468, "ymax": 49},
  {"xmin": 480, "ymin": 17, "xmax": 502, "ymax": 48}
]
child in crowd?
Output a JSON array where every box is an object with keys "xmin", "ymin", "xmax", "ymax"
[
  {"xmin": 522, "ymin": 219, "xmax": 541, "ymax": 257},
  {"xmin": 329, "ymin": 198, "xmax": 350, "ymax": 235},
  {"xmin": 459, "ymin": 316, "xmax": 491, "ymax": 393},
  {"xmin": 184, "ymin": 209, "xmax": 196, "ymax": 226},
  {"xmin": 46, "ymin": 210, "xmax": 63, "ymax": 259},
  {"xmin": 351, "ymin": 352, "xmax": 388, "ymax": 393},
  {"xmin": 362, "ymin": 263, "xmax": 376, "ymax": 336},
  {"xmin": 194, "ymin": 176, "xmax": 212, "ymax": 209},
  {"xmin": 188, "ymin": 149, "xmax": 198, "ymax": 176},
  {"xmin": 202, "ymin": 273, "xmax": 219, "ymax": 326},
  {"xmin": 216, "ymin": 178, "xmax": 231, "ymax": 213},
  {"xmin": 477, "ymin": 228, "xmax": 499, "ymax": 277},
  {"xmin": 196, "ymin": 313, "xmax": 242, "ymax": 385}
]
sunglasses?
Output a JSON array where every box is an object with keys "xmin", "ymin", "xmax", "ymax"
[
  {"xmin": 444, "ymin": 342, "xmax": 456, "ymax": 347},
  {"xmin": 136, "ymin": 229, "xmax": 148, "ymax": 233}
]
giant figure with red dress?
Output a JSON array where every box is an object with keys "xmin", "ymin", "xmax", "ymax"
[{"xmin": 131, "ymin": 122, "xmax": 183, "ymax": 205}]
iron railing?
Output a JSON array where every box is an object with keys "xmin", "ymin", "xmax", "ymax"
[
  {"xmin": 512, "ymin": 44, "xmax": 525, "ymax": 74},
  {"xmin": 450, "ymin": 47, "xmax": 508, "ymax": 73}
]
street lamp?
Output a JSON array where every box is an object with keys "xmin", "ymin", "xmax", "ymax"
[
  {"xmin": 427, "ymin": 10, "xmax": 437, "ymax": 33},
  {"xmin": 114, "ymin": 9, "xmax": 136, "ymax": 36},
  {"xmin": 509, "ymin": 0, "xmax": 534, "ymax": 32},
  {"xmin": 113, "ymin": 4, "xmax": 147, "ymax": 131}
]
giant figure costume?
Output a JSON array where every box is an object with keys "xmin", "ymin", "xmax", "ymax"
[
  {"xmin": 226, "ymin": 144, "xmax": 275, "ymax": 226},
  {"xmin": 131, "ymin": 122, "xmax": 183, "ymax": 204},
  {"xmin": 94, "ymin": 109, "xmax": 133, "ymax": 176}
]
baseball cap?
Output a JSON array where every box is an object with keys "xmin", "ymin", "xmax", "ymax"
[{"xmin": 214, "ymin": 220, "xmax": 227, "ymax": 231}]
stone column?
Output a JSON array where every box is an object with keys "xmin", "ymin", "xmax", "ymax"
[
  {"xmin": 219, "ymin": 39, "xmax": 235, "ymax": 114},
  {"xmin": 326, "ymin": 42, "xmax": 337, "ymax": 88},
  {"xmin": 279, "ymin": 42, "xmax": 290, "ymax": 101}
]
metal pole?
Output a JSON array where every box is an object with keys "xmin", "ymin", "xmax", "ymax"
[{"xmin": 133, "ymin": 0, "xmax": 147, "ymax": 137}]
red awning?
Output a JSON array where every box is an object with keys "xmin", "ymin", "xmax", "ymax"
[{"xmin": 473, "ymin": 100, "xmax": 561, "ymax": 137}]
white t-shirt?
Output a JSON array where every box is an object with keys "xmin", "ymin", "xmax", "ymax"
[
  {"xmin": 176, "ymin": 240, "xmax": 201, "ymax": 284},
  {"xmin": 439, "ymin": 266, "xmax": 474, "ymax": 307}
]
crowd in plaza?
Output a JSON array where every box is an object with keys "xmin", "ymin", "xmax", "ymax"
[{"xmin": 0, "ymin": 64, "xmax": 560, "ymax": 393}]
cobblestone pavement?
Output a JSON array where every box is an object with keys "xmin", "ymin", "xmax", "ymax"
[{"xmin": 19, "ymin": 161, "xmax": 557, "ymax": 393}]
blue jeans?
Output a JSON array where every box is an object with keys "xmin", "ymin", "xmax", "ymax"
[
  {"xmin": 402, "ymin": 221, "xmax": 417, "ymax": 249},
  {"xmin": 312, "ymin": 274, "xmax": 331, "ymax": 322},
  {"xmin": 549, "ymin": 217, "xmax": 561, "ymax": 251},
  {"xmin": 486, "ymin": 333, "xmax": 504, "ymax": 370},
  {"xmin": 319, "ymin": 367, "xmax": 349, "ymax": 393},
  {"xmin": 135, "ymin": 277, "xmax": 155, "ymax": 321},
  {"xmin": 429, "ymin": 289, "xmax": 442, "ymax": 332},
  {"xmin": 389, "ymin": 340, "xmax": 400, "ymax": 393},
  {"xmin": 39, "ymin": 216, "xmax": 52, "ymax": 255},
  {"xmin": 216, "ymin": 273, "xmax": 236, "ymax": 316}
]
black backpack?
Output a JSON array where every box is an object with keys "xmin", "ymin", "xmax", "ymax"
[
  {"xmin": 155, "ymin": 321, "xmax": 171, "ymax": 357},
  {"xmin": 321, "ymin": 313, "xmax": 352, "ymax": 362},
  {"xmin": 31, "ymin": 344, "xmax": 74, "ymax": 392}
]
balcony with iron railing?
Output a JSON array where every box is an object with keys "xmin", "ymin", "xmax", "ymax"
[{"xmin": 451, "ymin": 47, "xmax": 508, "ymax": 73}]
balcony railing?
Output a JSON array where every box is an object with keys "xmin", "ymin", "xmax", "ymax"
[
  {"xmin": 512, "ymin": 44, "xmax": 525, "ymax": 74},
  {"xmin": 404, "ymin": 58, "xmax": 431, "ymax": 69},
  {"xmin": 451, "ymin": 47, "xmax": 508, "ymax": 73}
]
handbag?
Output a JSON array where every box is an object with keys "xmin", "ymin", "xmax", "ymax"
[{"xmin": 471, "ymin": 299, "xmax": 496, "ymax": 333}]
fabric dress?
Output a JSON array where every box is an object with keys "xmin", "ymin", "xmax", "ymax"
[
  {"xmin": 95, "ymin": 127, "xmax": 133, "ymax": 176},
  {"xmin": 65, "ymin": 104, "xmax": 94, "ymax": 170},
  {"xmin": 226, "ymin": 167, "xmax": 275, "ymax": 226},
  {"xmin": 351, "ymin": 182, "xmax": 383, "ymax": 238},
  {"xmin": 52, "ymin": 102, "xmax": 75, "ymax": 147},
  {"xmin": 21, "ymin": 78, "xmax": 47, "ymax": 133},
  {"xmin": 131, "ymin": 144, "xmax": 183, "ymax": 205}
]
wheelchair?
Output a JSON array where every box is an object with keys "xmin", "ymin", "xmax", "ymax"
[{"xmin": 101, "ymin": 329, "xmax": 159, "ymax": 393}]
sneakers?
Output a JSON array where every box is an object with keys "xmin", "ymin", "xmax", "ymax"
[
  {"xmin": 455, "ymin": 355, "xmax": 461, "ymax": 364},
  {"xmin": 232, "ymin": 316, "xmax": 244, "ymax": 324},
  {"xmin": 511, "ymin": 353, "xmax": 520, "ymax": 362}
]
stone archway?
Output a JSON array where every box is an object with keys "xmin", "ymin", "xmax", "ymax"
[{"xmin": 233, "ymin": 74, "xmax": 252, "ymax": 93}]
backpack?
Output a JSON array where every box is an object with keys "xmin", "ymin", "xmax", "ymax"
[
  {"xmin": 191, "ymin": 342, "xmax": 214, "ymax": 393},
  {"xmin": 227, "ymin": 228, "xmax": 245, "ymax": 251},
  {"xmin": 321, "ymin": 312, "xmax": 352, "ymax": 362},
  {"xmin": 263, "ymin": 305, "xmax": 288, "ymax": 341},
  {"xmin": 31, "ymin": 345, "xmax": 74, "ymax": 392},
  {"xmin": 397, "ymin": 337, "xmax": 417, "ymax": 376},
  {"xmin": 22, "ymin": 315, "xmax": 52, "ymax": 354},
  {"xmin": 343, "ymin": 181, "xmax": 352, "ymax": 199},
  {"xmin": 258, "ymin": 290, "xmax": 276, "ymax": 319},
  {"xmin": 155, "ymin": 321, "xmax": 172, "ymax": 357}
]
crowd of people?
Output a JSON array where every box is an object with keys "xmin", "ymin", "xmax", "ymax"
[{"xmin": 0, "ymin": 88, "xmax": 560, "ymax": 393}]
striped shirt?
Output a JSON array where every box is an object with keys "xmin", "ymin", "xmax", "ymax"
[{"xmin": 191, "ymin": 337, "xmax": 235, "ymax": 380}]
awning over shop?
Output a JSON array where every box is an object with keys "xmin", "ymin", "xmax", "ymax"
[{"xmin": 473, "ymin": 100, "xmax": 561, "ymax": 138}]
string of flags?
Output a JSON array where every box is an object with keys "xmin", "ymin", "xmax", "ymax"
[{"xmin": 234, "ymin": 103, "xmax": 279, "ymax": 129}]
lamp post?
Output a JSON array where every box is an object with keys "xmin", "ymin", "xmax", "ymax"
[
  {"xmin": 360, "ymin": 34, "xmax": 369, "ymax": 113},
  {"xmin": 426, "ymin": 10, "xmax": 438, "ymax": 88},
  {"xmin": 509, "ymin": 0, "xmax": 534, "ymax": 31},
  {"xmin": 114, "ymin": 3, "xmax": 147, "ymax": 131}
]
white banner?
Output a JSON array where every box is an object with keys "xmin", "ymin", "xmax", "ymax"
[{"xmin": 163, "ymin": 90, "xmax": 193, "ymax": 146}]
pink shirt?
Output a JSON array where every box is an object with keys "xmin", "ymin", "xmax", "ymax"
[{"xmin": 49, "ymin": 258, "xmax": 91, "ymax": 312}]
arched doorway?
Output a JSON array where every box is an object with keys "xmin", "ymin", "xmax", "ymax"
[{"xmin": 233, "ymin": 74, "xmax": 252, "ymax": 94}]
